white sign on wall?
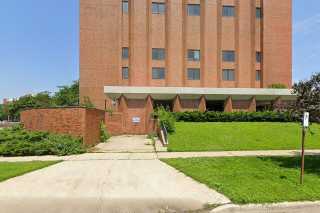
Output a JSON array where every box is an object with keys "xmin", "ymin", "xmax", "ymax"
[
  {"xmin": 303, "ymin": 112, "xmax": 309, "ymax": 128},
  {"xmin": 132, "ymin": 117, "xmax": 141, "ymax": 124}
]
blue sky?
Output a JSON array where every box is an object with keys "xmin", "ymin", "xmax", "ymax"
[{"xmin": 0, "ymin": 0, "xmax": 319, "ymax": 103}]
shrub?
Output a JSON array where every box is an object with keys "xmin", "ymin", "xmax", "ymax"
[
  {"xmin": 0, "ymin": 126, "xmax": 86, "ymax": 157},
  {"xmin": 153, "ymin": 106, "xmax": 176, "ymax": 133},
  {"xmin": 100, "ymin": 121, "xmax": 110, "ymax": 142},
  {"xmin": 268, "ymin": 83, "xmax": 287, "ymax": 89},
  {"xmin": 173, "ymin": 111, "xmax": 299, "ymax": 123}
]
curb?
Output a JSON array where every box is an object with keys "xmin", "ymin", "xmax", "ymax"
[{"xmin": 210, "ymin": 201, "xmax": 320, "ymax": 213}]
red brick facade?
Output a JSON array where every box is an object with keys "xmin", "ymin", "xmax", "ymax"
[
  {"xmin": 80, "ymin": 0, "xmax": 292, "ymax": 110},
  {"xmin": 79, "ymin": 0, "xmax": 292, "ymax": 135},
  {"xmin": 105, "ymin": 96, "xmax": 156, "ymax": 135},
  {"xmin": 20, "ymin": 108, "xmax": 105, "ymax": 146}
]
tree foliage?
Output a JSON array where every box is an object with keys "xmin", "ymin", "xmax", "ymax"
[
  {"xmin": 6, "ymin": 92, "xmax": 53, "ymax": 121},
  {"xmin": 292, "ymin": 72, "xmax": 320, "ymax": 123},
  {"xmin": 0, "ymin": 104, "xmax": 6, "ymax": 121},
  {"xmin": 53, "ymin": 80, "xmax": 79, "ymax": 106},
  {"xmin": 5, "ymin": 80, "xmax": 81, "ymax": 121}
]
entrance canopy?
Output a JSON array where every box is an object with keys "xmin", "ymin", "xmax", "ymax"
[{"xmin": 104, "ymin": 86, "xmax": 296, "ymax": 101}]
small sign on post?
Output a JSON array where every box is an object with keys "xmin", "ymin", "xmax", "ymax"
[
  {"xmin": 300, "ymin": 112, "xmax": 309, "ymax": 185},
  {"xmin": 303, "ymin": 112, "xmax": 309, "ymax": 128}
]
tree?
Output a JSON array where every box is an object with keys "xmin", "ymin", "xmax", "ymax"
[
  {"xmin": 292, "ymin": 72, "xmax": 320, "ymax": 122},
  {"xmin": 0, "ymin": 104, "xmax": 5, "ymax": 121},
  {"xmin": 5, "ymin": 80, "xmax": 80, "ymax": 121},
  {"xmin": 53, "ymin": 80, "xmax": 79, "ymax": 106}
]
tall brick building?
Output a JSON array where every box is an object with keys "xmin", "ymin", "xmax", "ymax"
[{"xmin": 80, "ymin": 0, "xmax": 294, "ymax": 134}]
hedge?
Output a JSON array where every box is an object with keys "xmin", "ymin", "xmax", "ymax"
[{"xmin": 173, "ymin": 111, "xmax": 300, "ymax": 123}]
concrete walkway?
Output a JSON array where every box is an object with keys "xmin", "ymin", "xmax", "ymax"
[
  {"xmin": 1, "ymin": 150, "xmax": 320, "ymax": 162},
  {"xmin": 1, "ymin": 150, "xmax": 320, "ymax": 212},
  {"xmin": 0, "ymin": 159, "xmax": 230, "ymax": 213},
  {"xmin": 93, "ymin": 135, "xmax": 155, "ymax": 153},
  {"xmin": 157, "ymin": 149, "xmax": 320, "ymax": 159},
  {"xmin": 211, "ymin": 202, "xmax": 320, "ymax": 213}
]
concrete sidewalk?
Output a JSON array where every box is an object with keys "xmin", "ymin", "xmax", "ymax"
[
  {"xmin": 94, "ymin": 135, "xmax": 155, "ymax": 153},
  {"xmin": 0, "ymin": 159, "xmax": 230, "ymax": 213},
  {"xmin": 1, "ymin": 150, "xmax": 320, "ymax": 162},
  {"xmin": 157, "ymin": 149, "xmax": 320, "ymax": 159},
  {"xmin": 211, "ymin": 202, "xmax": 320, "ymax": 213}
]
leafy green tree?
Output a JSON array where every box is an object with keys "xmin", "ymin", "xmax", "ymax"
[
  {"xmin": 292, "ymin": 72, "xmax": 320, "ymax": 122},
  {"xmin": 34, "ymin": 91, "xmax": 53, "ymax": 107},
  {"xmin": 0, "ymin": 104, "xmax": 5, "ymax": 121},
  {"xmin": 53, "ymin": 80, "xmax": 79, "ymax": 106},
  {"xmin": 5, "ymin": 80, "xmax": 80, "ymax": 120},
  {"xmin": 7, "ymin": 95, "xmax": 38, "ymax": 120}
]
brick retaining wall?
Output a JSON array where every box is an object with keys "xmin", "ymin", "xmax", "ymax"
[{"xmin": 20, "ymin": 108, "xmax": 105, "ymax": 146}]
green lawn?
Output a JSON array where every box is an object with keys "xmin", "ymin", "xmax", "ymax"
[
  {"xmin": 162, "ymin": 156, "xmax": 320, "ymax": 204},
  {"xmin": 168, "ymin": 122, "xmax": 320, "ymax": 152},
  {"xmin": 0, "ymin": 161, "xmax": 60, "ymax": 182}
]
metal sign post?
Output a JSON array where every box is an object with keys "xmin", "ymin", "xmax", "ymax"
[{"xmin": 300, "ymin": 112, "xmax": 309, "ymax": 185}]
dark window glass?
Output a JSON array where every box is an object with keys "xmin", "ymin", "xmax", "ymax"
[
  {"xmin": 187, "ymin": 68, "xmax": 200, "ymax": 80},
  {"xmin": 188, "ymin": 50, "xmax": 200, "ymax": 61},
  {"xmin": 256, "ymin": 52, "xmax": 262, "ymax": 63},
  {"xmin": 152, "ymin": 68, "xmax": 165, "ymax": 79},
  {"xmin": 122, "ymin": 1, "xmax": 128, "ymax": 13},
  {"xmin": 222, "ymin": 6, "xmax": 235, "ymax": 17},
  {"xmin": 222, "ymin": 50, "xmax": 235, "ymax": 62},
  {"xmin": 122, "ymin": 67, "xmax": 129, "ymax": 79},
  {"xmin": 256, "ymin": 70, "xmax": 261, "ymax": 81},
  {"xmin": 222, "ymin": 69, "xmax": 235, "ymax": 81},
  {"xmin": 122, "ymin": 47, "xmax": 129, "ymax": 59},
  {"xmin": 152, "ymin": 2, "xmax": 165, "ymax": 14},
  {"xmin": 256, "ymin": 8, "xmax": 262, "ymax": 19},
  {"xmin": 152, "ymin": 48, "xmax": 165, "ymax": 60},
  {"xmin": 187, "ymin": 4, "xmax": 200, "ymax": 16}
]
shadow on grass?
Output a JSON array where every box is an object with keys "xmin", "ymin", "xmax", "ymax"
[{"xmin": 259, "ymin": 156, "xmax": 320, "ymax": 176}]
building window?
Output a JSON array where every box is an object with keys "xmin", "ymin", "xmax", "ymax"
[
  {"xmin": 187, "ymin": 4, "xmax": 200, "ymax": 16},
  {"xmin": 222, "ymin": 69, "xmax": 235, "ymax": 81},
  {"xmin": 122, "ymin": 0, "xmax": 128, "ymax": 13},
  {"xmin": 122, "ymin": 47, "xmax": 129, "ymax": 59},
  {"xmin": 256, "ymin": 51, "xmax": 262, "ymax": 63},
  {"xmin": 152, "ymin": 68, "xmax": 165, "ymax": 79},
  {"xmin": 222, "ymin": 6, "xmax": 235, "ymax": 17},
  {"xmin": 187, "ymin": 68, "xmax": 200, "ymax": 80},
  {"xmin": 222, "ymin": 50, "xmax": 235, "ymax": 62},
  {"xmin": 188, "ymin": 50, "xmax": 200, "ymax": 61},
  {"xmin": 122, "ymin": 67, "xmax": 129, "ymax": 79},
  {"xmin": 256, "ymin": 70, "xmax": 261, "ymax": 81},
  {"xmin": 256, "ymin": 8, "xmax": 262, "ymax": 19},
  {"xmin": 152, "ymin": 48, "xmax": 165, "ymax": 60},
  {"xmin": 152, "ymin": 2, "xmax": 165, "ymax": 14}
]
